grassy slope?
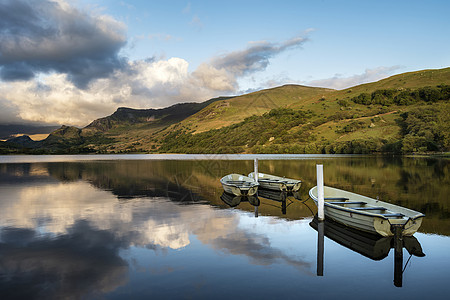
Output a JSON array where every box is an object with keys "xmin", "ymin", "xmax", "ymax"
[
  {"xmin": 156, "ymin": 67, "xmax": 450, "ymax": 153},
  {"xmin": 89, "ymin": 85, "xmax": 333, "ymax": 152},
  {"xmin": 8, "ymin": 67, "xmax": 445, "ymax": 154},
  {"xmin": 80, "ymin": 97, "xmax": 233, "ymax": 152},
  {"xmin": 176, "ymin": 85, "xmax": 334, "ymax": 133},
  {"xmin": 164, "ymin": 67, "xmax": 450, "ymax": 135}
]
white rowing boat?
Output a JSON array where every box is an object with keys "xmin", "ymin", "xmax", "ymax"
[
  {"xmin": 309, "ymin": 186, "xmax": 425, "ymax": 236},
  {"xmin": 220, "ymin": 174, "xmax": 259, "ymax": 196},
  {"xmin": 248, "ymin": 172, "xmax": 301, "ymax": 192}
]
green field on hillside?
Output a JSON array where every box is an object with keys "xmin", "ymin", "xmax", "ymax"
[{"xmin": 1, "ymin": 67, "xmax": 449, "ymax": 154}]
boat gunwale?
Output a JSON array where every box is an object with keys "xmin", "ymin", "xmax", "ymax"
[
  {"xmin": 248, "ymin": 172, "xmax": 301, "ymax": 184},
  {"xmin": 220, "ymin": 174, "xmax": 259, "ymax": 189},
  {"xmin": 308, "ymin": 187, "xmax": 425, "ymax": 221}
]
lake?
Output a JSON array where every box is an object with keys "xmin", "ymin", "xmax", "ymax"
[{"xmin": 0, "ymin": 155, "xmax": 449, "ymax": 299}]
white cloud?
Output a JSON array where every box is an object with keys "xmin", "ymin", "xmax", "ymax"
[
  {"xmin": 0, "ymin": 32, "xmax": 311, "ymax": 126},
  {"xmin": 0, "ymin": 1, "xmax": 313, "ymax": 126},
  {"xmin": 307, "ymin": 66, "xmax": 403, "ymax": 90}
]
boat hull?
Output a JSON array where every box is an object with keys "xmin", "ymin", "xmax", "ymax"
[
  {"xmin": 220, "ymin": 174, "xmax": 259, "ymax": 196},
  {"xmin": 309, "ymin": 186, "xmax": 424, "ymax": 237},
  {"xmin": 248, "ymin": 172, "xmax": 301, "ymax": 192}
]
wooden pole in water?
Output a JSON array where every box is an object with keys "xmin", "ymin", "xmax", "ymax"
[
  {"xmin": 254, "ymin": 158, "xmax": 258, "ymax": 182},
  {"xmin": 317, "ymin": 164, "xmax": 325, "ymax": 221}
]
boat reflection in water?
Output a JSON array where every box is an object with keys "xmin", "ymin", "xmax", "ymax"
[
  {"xmin": 220, "ymin": 192, "xmax": 260, "ymax": 217},
  {"xmin": 310, "ymin": 215, "xmax": 425, "ymax": 287},
  {"xmin": 256, "ymin": 189, "xmax": 305, "ymax": 215},
  {"xmin": 221, "ymin": 189, "xmax": 308, "ymax": 218}
]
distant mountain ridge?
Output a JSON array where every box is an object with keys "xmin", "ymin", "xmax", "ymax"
[
  {"xmin": 84, "ymin": 96, "xmax": 233, "ymax": 133},
  {"xmin": 1, "ymin": 67, "xmax": 449, "ymax": 154},
  {"xmin": 0, "ymin": 124, "xmax": 59, "ymax": 140}
]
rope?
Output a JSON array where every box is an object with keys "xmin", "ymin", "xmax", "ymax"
[{"xmin": 402, "ymin": 253, "xmax": 414, "ymax": 273}]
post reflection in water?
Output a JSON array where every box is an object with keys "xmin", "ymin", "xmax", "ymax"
[
  {"xmin": 310, "ymin": 215, "xmax": 426, "ymax": 287},
  {"xmin": 317, "ymin": 220, "xmax": 324, "ymax": 277},
  {"xmin": 0, "ymin": 157, "xmax": 448, "ymax": 299}
]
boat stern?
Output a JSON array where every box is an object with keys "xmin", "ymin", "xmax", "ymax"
[
  {"xmin": 289, "ymin": 181, "xmax": 302, "ymax": 192},
  {"xmin": 374, "ymin": 215, "xmax": 425, "ymax": 236}
]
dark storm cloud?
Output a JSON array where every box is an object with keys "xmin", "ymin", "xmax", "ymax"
[{"xmin": 0, "ymin": 0, "xmax": 127, "ymax": 88}]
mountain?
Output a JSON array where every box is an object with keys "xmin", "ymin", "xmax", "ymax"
[
  {"xmin": 1, "ymin": 67, "xmax": 449, "ymax": 154},
  {"xmin": 0, "ymin": 124, "xmax": 59, "ymax": 140},
  {"xmin": 83, "ymin": 96, "xmax": 233, "ymax": 133},
  {"xmin": 0, "ymin": 96, "xmax": 232, "ymax": 154},
  {"xmin": 156, "ymin": 67, "xmax": 450, "ymax": 154}
]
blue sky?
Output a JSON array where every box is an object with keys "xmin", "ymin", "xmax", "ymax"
[
  {"xmin": 0, "ymin": 0, "xmax": 449, "ymax": 126},
  {"xmin": 99, "ymin": 0, "xmax": 449, "ymax": 80}
]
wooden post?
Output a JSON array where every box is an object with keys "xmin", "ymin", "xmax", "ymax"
[
  {"xmin": 254, "ymin": 158, "xmax": 258, "ymax": 182},
  {"xmin": 317, "ymin": 164, "xmax": 325, "ymax": 221}
]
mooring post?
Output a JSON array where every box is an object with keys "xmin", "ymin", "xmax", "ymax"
[
  {"xmin": 317, "ymin": 164, "xmax": 324, "ymax": 221},
  {"xmin": 254, "ymin": 158, "xmax": 258, "ymax": 182}
]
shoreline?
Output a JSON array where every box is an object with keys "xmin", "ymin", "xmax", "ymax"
[{"xmin": 1, "ymin": 152, "xmax": 448, "ymax": 164}]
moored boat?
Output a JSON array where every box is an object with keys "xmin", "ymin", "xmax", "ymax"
[
  {"xmin": 248, "ymin": 172, "xmax": 301, "ymax": 192},
  {"xmin": 220, "ymin": 174, "xmax": 259, "ymax": 196},
  {"xmin": 309, "ymin": 186, "xmax": 425, "ymax": 236}
]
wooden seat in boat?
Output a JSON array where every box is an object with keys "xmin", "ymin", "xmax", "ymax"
[
  {"xmin": 327, "ymin": 201, "xmax": 367, "ymax": 205},
  {"xmin": 354, "ymin": 207, "xmax": 386, "ymax": 211}
]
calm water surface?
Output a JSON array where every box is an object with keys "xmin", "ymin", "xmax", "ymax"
[{"xmin": 0, "ymin": 155, "xmax": 449, "ymax": 299}]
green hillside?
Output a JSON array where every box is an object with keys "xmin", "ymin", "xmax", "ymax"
[
  {"xmin": 155, "ymin": 68, "xmax": 450, "ymax": 154},
  {"xmin": 177, "ymin": 85, "xmax": 333, "ymax": 133},
  {"xmin": 1, "ymin": 67, "xmax": 449, "ymax": 154}
]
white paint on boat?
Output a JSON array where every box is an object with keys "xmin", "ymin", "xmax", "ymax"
[
  {"xmin": 309, "ymin": 186, "xmax": 425, "ymax": 236},
  {"xmin": 248, "ymin": 172, "xmax": 301, "ymax": 192}
]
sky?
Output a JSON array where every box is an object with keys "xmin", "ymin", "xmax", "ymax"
[{"xmin": 0, "ymin": 0, "xmax": 449, "ymax": 127}]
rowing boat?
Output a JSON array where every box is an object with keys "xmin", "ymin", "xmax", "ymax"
[
  {"xmin": 220, "ymin": 174, "xmax": 259, "ymax": 196},
  {"xmin": 309, "ymin": 186, "xmax": 425, "ymax": 236},
  {"xmin": 248, "ymin": 172, "xmax": 301, "ymax": 192}
]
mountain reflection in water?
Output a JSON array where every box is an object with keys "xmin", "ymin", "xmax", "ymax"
[
  {"xmin": 0, "ymin": 156, "xmax": 449, "ymax": 299},
  {"xmin": 0, "ymin": 164, "xmax": 312, "ymax": 299}
]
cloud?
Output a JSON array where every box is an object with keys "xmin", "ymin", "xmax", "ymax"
[
  {"xmin": 307, "ymin": 66, "xmax": 403, "ymax": 90},
  {"xmin": 0, "ymin": 0, "xmax": 127, "ymax": 88},
  {"xmin": 211, "ymin": 36, "xmax": 308, "ymax": 77},
  {"xmin": 0, "ymin": 0, "xmax": 312, "ymax": 126},
  {"xmin": 0, "ymin": 33, "xmax": 310, "ymax": 126},
  {"xmin": 0, "ymin": 58, "xmax": 197, "ymax": 126},
  {"xmin": 190, "ymin": 34, "xmax": 310, "ymax": 93}
]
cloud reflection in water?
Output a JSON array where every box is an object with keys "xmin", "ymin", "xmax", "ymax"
[{"xmin": 0, "ymin": 172, "xmax": 312, "ymax": 298}]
